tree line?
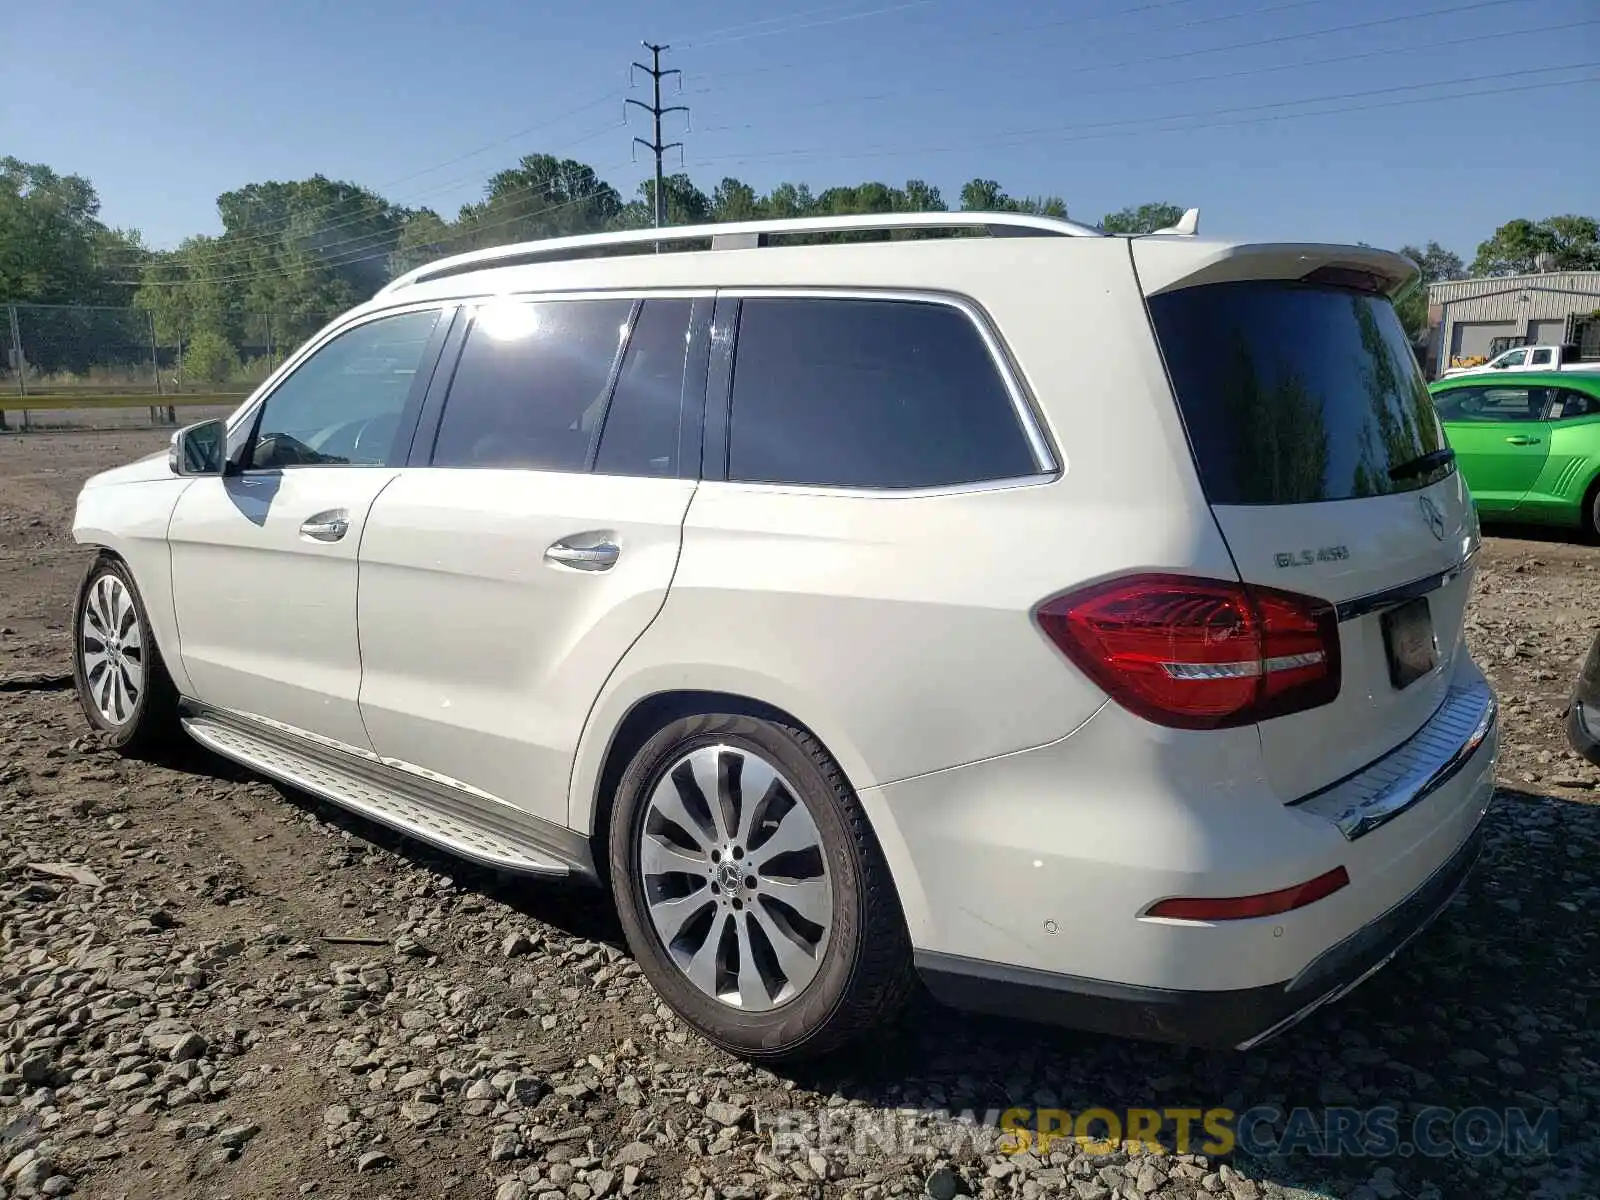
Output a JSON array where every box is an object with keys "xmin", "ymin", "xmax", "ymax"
[{"xmin": 4, "ymin": 151, "xmax": 1599, "ymax": 362}]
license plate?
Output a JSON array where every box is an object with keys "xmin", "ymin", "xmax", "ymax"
[{"xmin": 1381, "ymin": 597, "xmax": 1437, "ymax": 690}]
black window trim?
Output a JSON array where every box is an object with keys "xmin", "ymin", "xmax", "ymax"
[
  {"xmin": 583, "ymin": 298, "xmax": 645, "ymax": 472},
  {"xmin": 704, "ymin": 287, "xmax": 1060, "ymax": 494},
  {"xmin": 222, "ymin": 301, "xmax": 458, "ymax": 475},
  {"xmin": 410, "ymin": 288, "xmax": 714, "ymax": 480}
]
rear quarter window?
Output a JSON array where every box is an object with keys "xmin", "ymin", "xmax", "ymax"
[
  {"xmin": 725, "ymin": 297, "xmax": 1038, "ymax": 489},
  {"xmin": 1148, "ymin": 281, "xmax": 1449, "ymax": 505},
  {"xmin": 1552, "ymin": 389, "xmax": 1600, "ymax": 419}
]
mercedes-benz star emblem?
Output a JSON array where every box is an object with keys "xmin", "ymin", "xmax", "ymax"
[{"xmin": 1418, "ymin": 494, "xmax": 1445, "ymax": 541}]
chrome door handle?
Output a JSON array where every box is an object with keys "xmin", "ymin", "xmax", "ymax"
[
  {"xmin": 299, "ymin": 513, "xmax": 350, "ymax": 542},
  {"xmin": 1503, "ymin": 436, "xmax": 1541, "ymax": 445},
  {"xmin": 544, "ymin": 540, "xmax": 620, "ymax": 571}
]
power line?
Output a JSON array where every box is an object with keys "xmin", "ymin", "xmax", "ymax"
[
  {"xmin": 125, "ymin": 63, "xmax": 1598, "ymax": 289},
  {"xmin": 127, "ymin": 165, "xmax": 637, "ymax": 290},
  {"xmin": 693, "ymin": 14, "xmax": 1600, "ymax": 134},
  {"xmin": 148, "ymin": 63, "xmax": 1599, "ymax": 292},
  {"xmin": 151, "ymin": 89, "xmax": 629, "ymax": 266},
  {"xmin": 693, "ymin": 0, "xmax": 1541, "ymax": 84},
  {"xmin": 627, "ymin": 43, "xmax": 689, "ymax": 228},
  {"xmin": 124, "ymin": 122, "xmax": 630, "ymax": 287},
  {"xmin": 695, "ymin": 66, "xmax": 1598, "ymax": 169},
  {"xmin": 696, "ymin": 0, "xmax": 1316, "ymax": 80},
  {"xmin": 125, "ymin": 0, "xmax": 1563, "ymax": 274},
  {"xmin": 664, "ymin": 0, "xmax": 896, "ymax": 46},
  {"xmin": 680, "ymin": 0, "xmax": 940, "ymax": 50}
]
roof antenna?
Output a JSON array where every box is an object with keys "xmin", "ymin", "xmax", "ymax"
[{"xmin": 1152, "ymin": 207, "xmax": 1200, "ymax": 237}]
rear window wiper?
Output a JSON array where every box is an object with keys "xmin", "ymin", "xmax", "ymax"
[{"xmin": 1389, "ymin": 447, "xmax": 1456, "ymax": 482}]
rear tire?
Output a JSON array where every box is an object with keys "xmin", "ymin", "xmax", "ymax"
[
  {"xmin": 1584, "ymin": 477, "xmax": 1600, "ymax": 544},
  {"xmin": 608, "ymin": 713, "xmax": 912, "ymax": 1062},
  {"xmin": 71, "ymin": 554, "xmax": 181, "ymax": 757}
]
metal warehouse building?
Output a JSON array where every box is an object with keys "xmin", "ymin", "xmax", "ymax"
[{"xmin": 1427, "ymin": 270, "xmax": 1600, "ymax": 375}]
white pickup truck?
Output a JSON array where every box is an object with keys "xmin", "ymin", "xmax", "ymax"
[{"xmin": 1441, "ymin": 343, "xmax": 1600, "ymax": 378}]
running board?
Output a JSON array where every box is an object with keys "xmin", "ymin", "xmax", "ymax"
[{"xmin": 180, "ymin": 707, "xmax": 593, "ymax": 879}]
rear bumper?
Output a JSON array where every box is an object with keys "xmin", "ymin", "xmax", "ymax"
[
  {"xmin": 918, "ymin": 820, "xmax": 1485, "ymax": 1049},
  {"xmin": 873, "ymin": 655, "xmax": 1498, "ymax": 1041}
]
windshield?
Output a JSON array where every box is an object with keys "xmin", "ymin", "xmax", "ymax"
[{"xmin": 1148, "ymin": 280, "xmax": 1450, "ymax": 505}]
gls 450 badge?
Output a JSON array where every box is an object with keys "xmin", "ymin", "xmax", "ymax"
[{"xmin": 1274, "ymin": 545, "xmax": 1350, "ymax": 569}]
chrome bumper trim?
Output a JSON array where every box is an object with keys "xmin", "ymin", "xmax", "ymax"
[
  {"xmin": 1334, "ymin": 548, "xmax": 1477, "ymax": 623},
  {"xmin": 1292, "ymin": 679, "xmax": 1497, "ymax": 841}
]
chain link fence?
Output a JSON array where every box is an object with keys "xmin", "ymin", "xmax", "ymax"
[{"xmin": 1, "ymin": 303, "xmax": 339, "ymax": 432}]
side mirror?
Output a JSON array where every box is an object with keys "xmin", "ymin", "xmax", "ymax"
[{"xmin": 169, "ymin": 418, "xmax": 229, "ymax": 476}]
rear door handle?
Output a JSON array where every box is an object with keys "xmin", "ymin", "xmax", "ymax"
[
  {"xmin": 544, "ymin": 539, "xmax": 620, "ymax": 571},
  {"xmin": 299, "ymin": 511, "xmax": 350, "ymax": 542},
  {"xmin": 1503, "ymin": 436, "xmax": 1541, "ymax": 445}
]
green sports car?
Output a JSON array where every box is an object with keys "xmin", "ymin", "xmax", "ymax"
[{"xmin": 1429, "ymin": 371, "xmax": 1600, "ymax": 539}]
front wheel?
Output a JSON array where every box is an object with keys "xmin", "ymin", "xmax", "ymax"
[
  {"xmin": 71, "ymin": 554, "xmax": 180, "ymax": 756},
  {"xmin": 608, "ymin": 713, "xmax": 912, "ymax": 1061}
]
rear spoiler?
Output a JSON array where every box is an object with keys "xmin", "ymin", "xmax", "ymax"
[{"xmin": 1131, "ymin": 240, "xmax": 1421, "ymax": 302}]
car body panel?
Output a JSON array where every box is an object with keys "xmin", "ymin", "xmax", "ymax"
[
  {"xmin": 1568, "ymin": 630, "xmax": 1600, "ymax": 771},
  {"xmin": 71, "ymin": 458, "xmax": 196, "ymax": 696},
  {"xmin": 1432, "ymin": 371, "xmax": 1600, "ymax": 527},
  {"xmin": 1208, "ymin": 470, "xmax": 1479, "ymax": 801},
  {"xmin": 871, "ymin": 653, "xmax": 1495, "ymax": 991},
  {"xmin": 355, "ymin": 468, "xmax": 697, "ymax": 827},
  {"xmin": 1567, "ymin": 629, "xmax": 1600, "ymax": 767},
  {"xmin": 1439, "ymin": 419, "xmax": 1551, "ymax": 511},
  {"xmin": 166, "ymin": 467, "xmax": 400, "ymax": 749}
]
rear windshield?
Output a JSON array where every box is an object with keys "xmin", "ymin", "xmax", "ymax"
[{"xmin": 1148, "ymin": 281, "xmax": 1449, "ymax": 505}]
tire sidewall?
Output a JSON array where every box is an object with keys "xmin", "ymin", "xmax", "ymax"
[
  {"xmin": 609, "ymin": 715, "xmax": 869, "ymax": 1057},
  {"xmin": 72, "ymin": 557, "xmax": 153, "ymax": 747}
]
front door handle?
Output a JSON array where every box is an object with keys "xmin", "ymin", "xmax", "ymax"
[
  {"xmin": 299, "ymin": 511, "xmax": 350, "ymax": 542},
  {"xmin": 1503, "ymin": 436, "xmax": 1541, "ymax": 445},
  {"xmin": 544, "ymin": 539, "xmax": 620, "ymax": 571}
]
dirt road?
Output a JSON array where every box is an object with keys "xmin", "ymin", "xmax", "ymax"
[{"xmin": 1, "ymin": 429, "xmax": 1596, "ymax": 1200}]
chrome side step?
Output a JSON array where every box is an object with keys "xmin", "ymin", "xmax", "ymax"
[{"xmin": 180, "ymin": 706, "xmax": 593, "ymax": 879}]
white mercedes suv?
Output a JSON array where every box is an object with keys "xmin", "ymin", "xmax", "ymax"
[{"xmin": 70, "ymin": 211, "xmax": 1498, "ymax": 1061}]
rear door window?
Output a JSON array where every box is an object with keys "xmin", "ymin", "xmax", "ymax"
[
  {"xmin": 431, "ymin": 298, "xmax": 632, "ymax": 471},
  {"xmin": 1529, "ymin": 347, "xmax": 1554, "ymax": 367},
  {"xmin": 1436, "ymin": 386, "xmax": 1548, "ymax": 422},
  {"xmin": 1147, "ymin": 281, "xmax": 1451, "ymax": 504},
  {"xmin": 1480, "ymin": 387, "xmax": 1552, "ymax": 420},
  {"xmin": 725, "ymin": 297, "xmax": 1037, "ymax": 489}
]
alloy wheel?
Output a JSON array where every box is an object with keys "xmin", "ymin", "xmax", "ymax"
[
  {"xmin": 80, "ymin": 573, "xmax": 144, "ymax": 726},
  {"xmin": 638, "ymin": 744, "xmax": 833, "ymax": 1011}
]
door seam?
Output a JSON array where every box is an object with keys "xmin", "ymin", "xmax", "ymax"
[
  {"xmin": 560, "ymin": 479, "xmax": 700, "ymax": 831},
  {"xmin": 353, "ymin": 470, "xmax": 406, "ymax": 753}
]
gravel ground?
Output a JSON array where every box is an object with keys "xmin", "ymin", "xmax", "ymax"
[{"xmin": 1, "ymin": 429, "xmax": 1597, "ymax": 1200}]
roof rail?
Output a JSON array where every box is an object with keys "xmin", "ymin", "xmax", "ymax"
[{"xmin": 377, "ymin": 210, "xmax": 1105, "ymax": 296}]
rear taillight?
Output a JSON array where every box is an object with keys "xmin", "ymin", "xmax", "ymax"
[{"xmin": 1035, "ymin": 573, "xmax": 1340, "ymax": 730}]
